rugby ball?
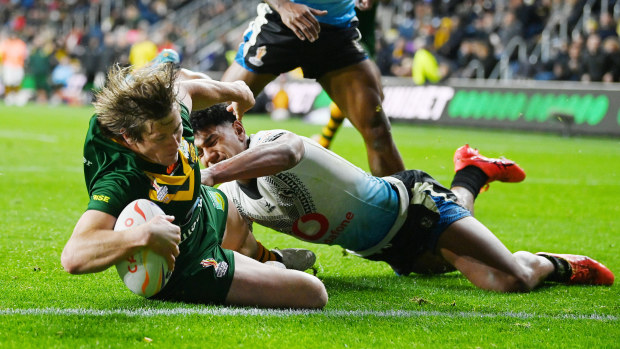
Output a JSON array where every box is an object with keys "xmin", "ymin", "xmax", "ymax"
[{"xmin": 114, "ymin": 199, "xmax": 172, "ymax": 298}]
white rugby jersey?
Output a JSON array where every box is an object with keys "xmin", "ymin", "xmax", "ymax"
[{"xmin": 219, "ymin": 130, "xmax": 409, "ymax": 253}]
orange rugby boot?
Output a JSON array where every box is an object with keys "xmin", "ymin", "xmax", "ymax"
[
  {"xmin": 454, "ymin": 144, "xmax": 526, "ymax": 191},
  {"xmin": 537, "ymin": 252, "xmax": 615, "ymax": 285}
]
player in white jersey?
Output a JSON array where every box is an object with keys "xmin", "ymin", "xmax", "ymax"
[{"xmin": 191, "ymin": 104, "xmax": 615, "ymax": 292}]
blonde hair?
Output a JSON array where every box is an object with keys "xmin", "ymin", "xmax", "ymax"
[{"xmin": 94, "ymin": 63, "xmax": 179, "ymax": 142}]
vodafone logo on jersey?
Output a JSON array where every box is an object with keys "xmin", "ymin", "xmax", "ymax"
[{"xmin": 292, "ymin": 211, "xmax": 354, "ymax": 244}]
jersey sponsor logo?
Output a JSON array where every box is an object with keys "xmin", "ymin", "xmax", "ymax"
[
  {"xmin": 292, "ymin": 211, "xmax": 354, "ymax": 244},
  {"xmin": 83, "ymin": 157, "xmax": 93, "ymax": 167},
  {"xmin": 324, "ymin": 211, "xmax": 354, "ymax": 245},
  {"xmin": 293, "ymin": 213, "xmax": 329, "ymax": 241},
  {"xmin": 199, "ymin": 258, "xmax": 229, "ymax": 278},
  {"xmin": 249, "ymin": 46, "xmax": 267, "ymax": 67},
  {"xmin": 92, "ymin": 194, "xmax": 110, "ymax": 203},
  {"xmin": 207, "ymin": 191, "xmax": 225, "ymax": 211}
]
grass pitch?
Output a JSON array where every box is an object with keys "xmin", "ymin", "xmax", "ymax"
[{"xmin": 0, "ymin": 104, "xmax": 618, "ymax": 348}]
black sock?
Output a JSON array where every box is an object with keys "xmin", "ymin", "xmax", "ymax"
[
  {"xmin": 451, "ymin": 166, "xmax": 489, "ymax": 199},
  {"xmin": 538, "ymin": 254, "xmax": 572, "ymax": 283}
]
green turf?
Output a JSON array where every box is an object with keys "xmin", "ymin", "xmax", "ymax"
[{"xmin": 0, "ymin": 104, "xmax": 618, "ymax": 348}]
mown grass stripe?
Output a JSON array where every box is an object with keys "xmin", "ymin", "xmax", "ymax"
[{"xmin": 0, "ymin": 308, "xmax": 616, "ymax": 321}]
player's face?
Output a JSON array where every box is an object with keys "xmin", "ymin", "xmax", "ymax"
[
  {"xmin": 194, "ymin": 121, "xmax": 246, "ymax": 168},
  {"xmin": 132, "ymin": 107, "xmax": 183, "ymax": 167}
]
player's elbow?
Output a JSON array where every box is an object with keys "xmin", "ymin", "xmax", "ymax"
[
  {"xmin": 278, "ymin": 135, "xmax": 305, "ymax": 169},
  {"xmin": 269, "ymin": 142, "xmax": 302, "ymax": 171},
  {"xmin": 61, "ymin": 247, "xmax": 85, "ymax": 274},
  {"xmin": 281, "ymin": 144, "xmax": 302, "ymax": 169},
  {"xmin": 61, "ymin": 252, "xmax": 79, "ymax": 274}
]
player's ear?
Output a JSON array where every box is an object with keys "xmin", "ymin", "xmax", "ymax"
[
  {"xmin": 120, "ymin": 129, "xmax": 134, "ymax": 145},
  {"xmin": 232, "ymin": 120, "xmax": 246, "ymax": 141}
]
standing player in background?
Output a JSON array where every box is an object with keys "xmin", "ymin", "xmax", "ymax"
[
  {"xmin": 61, "ymin": 59, "xmax": 327, "ymax": 309},
  {"xmin": 191, "ymin": 104, "xmax": 614, "ymax": 293},
  {"xmin": 315, "ymin": 1, "xmax": 379, "ymax": 149},
  {"xmin": 0, "ymin": 31, "xmax": 28, "ymax": 106},
  {"xmin": 222, "ymin": 0, "xmax": 404, "ymax": 177}
]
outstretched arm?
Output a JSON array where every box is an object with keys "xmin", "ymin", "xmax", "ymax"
[{"xmin": 201, "ymin": 131, "xmax": 304, "ymax": 186}]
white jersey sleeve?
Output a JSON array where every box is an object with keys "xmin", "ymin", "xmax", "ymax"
[{"xmin": 220, "ymin": 130, "xmax": 404, "ymax": 252}]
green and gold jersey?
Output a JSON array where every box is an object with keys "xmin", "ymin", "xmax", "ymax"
[{"xmin": 82, "ymin": 103, "xmax": 228, "ymax": 249}]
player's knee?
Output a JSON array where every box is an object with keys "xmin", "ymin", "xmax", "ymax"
[
  {"xmin": 304, "ymin": 277, "xmax": 328, "ymax": 309},
  {"xmin": 359, "ymin": 117, "xmax": 393, "ymax": 151}
]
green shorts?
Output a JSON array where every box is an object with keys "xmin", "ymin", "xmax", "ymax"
[
  {"xmin": 150, "ymin": 245, "xmax": 235, "ymax": 304},
  {"xmin": 150, "ymin": 193, "xmax": 236, "ymax": 304}
]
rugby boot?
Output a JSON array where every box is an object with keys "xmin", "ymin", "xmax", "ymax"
[
  {"xmin": 272, "ymin": 248, "xmax": 317, "ymax": 271},
  {"xmin": 454, "ymin": 144, "xmax": 526, "ymax": 191},
  {"xmin": 536, "ymin": 252, "xmax": 615, "ymax": 285}
]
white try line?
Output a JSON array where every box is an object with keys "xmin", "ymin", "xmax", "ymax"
[
  {"xmin": 0, "ymin": 308, "xmax": 616, "ymax": 321},
  {"xmin": 0, "ymin": 130, "xmax": 58, "ymax": 143}
]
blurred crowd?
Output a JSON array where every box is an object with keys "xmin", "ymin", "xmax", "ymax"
[
  {"xmin": 375, "ymin": 0, "xmax": 620, "ymax": 83},
  {"xmin": 0, "ymin": 0, "xmax": 236, "ymax": 106},
  {"xmin": 1, "ymin": 0, "xmax": 619, "ymax": 107}
]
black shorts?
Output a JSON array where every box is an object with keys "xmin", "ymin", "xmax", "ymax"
[
  {"xmin": 233, "ymin": 3, "xmax": 368, "ymax": 79},
  {"xmin": 365, "ymin": 170, "xmax": 471, "ymax": 275}
]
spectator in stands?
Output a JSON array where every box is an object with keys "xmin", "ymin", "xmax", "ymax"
[
  {"xmin": 128, "ymin": 23, "xmax": 158, "ymax": 69},
  {"xmin": 390, "ymin": 36, "xmax": 414, "ymax": 77},
  {"xmin": 99, "ymin": 32, "xmax": 123, "ymax": 74},
  {"xmin": 50, "ymin": 55, "xmax": 76, "ymax": 105},
  {"xmin": 495, "ymin": 10, "xmax": 523, "ymax": 56},
  {"xmin": 602, "ymin": 36, "xmax": 620, "ymax": 82},
  {"xmin": 80, "ymin": 36, "xmax": 103, "ymax": 95},
  {"xmin": 580, "ymin": 33, "xmax": 606, "ymax": 82},
  {"xmin": 510, "ymin": 0, "xmax": 548, "ymax": 40},
  {"xmin": 598, "ymin": 12, "xmax": 618, "ymax": 41},
  {"xmin": 412, "ymin": 35, "xmax": 447, "ymax": 85},
  {"xmin": 436, "ymin": 15, "xmax": 467, "ymax": 69},
  {"xmin": 473, "ymin": 39, "xmax": 498, "ymax": 78},
  {"xmin": 374, "ymin": 34, "xmax": 395, "ymax": 76},
  {"xmin": 112, "ymin": 28, "xmax": 132, "ymax": 67},
  {"xmin": 563, "ymin": 40, "xmax": 584, "ymax": 81},
  {"xmin": 0, "ymin": 31, "xmax": 29, "ymax": 106},
  {"xmin": 455, "ymin": 38, "xmax": 497, "ymax": 79},
  {"xmin": 540, "ymin": 41, "xmax": 570, "ymax": 81}
]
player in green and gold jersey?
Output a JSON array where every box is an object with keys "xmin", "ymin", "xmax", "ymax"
[{"xmin": 61, "ymin": 62, "xmax": 327, "ymax": 308}]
